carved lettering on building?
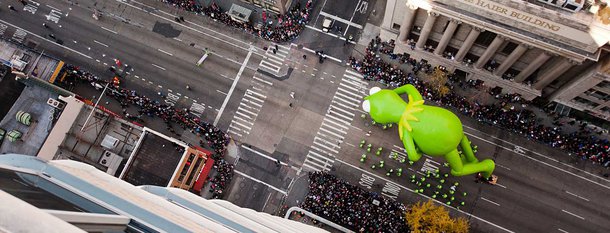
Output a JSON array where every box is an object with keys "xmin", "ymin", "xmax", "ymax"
[{"xmin": 462, "ymin": 0, "xmax": 561, "ymax": 31}]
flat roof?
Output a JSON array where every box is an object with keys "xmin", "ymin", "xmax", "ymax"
[{"xmin": 121, "ymin": 131, "xmax": 186, "ymax": 186}]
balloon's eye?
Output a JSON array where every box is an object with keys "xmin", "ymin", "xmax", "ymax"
[
  {"xmin": 369, "ymin": 87, "xmax": 381, "ymax": 95},
  {"xmin": 362, "ymin": 100, "xmax": 370, "ymax": 113}
]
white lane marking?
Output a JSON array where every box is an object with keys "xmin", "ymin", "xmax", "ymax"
[
  {"xmin": 464, "ymin": 125, "xmax": 607, "ymax": 183},
  {"xmin": 157, "ymin": 49, "xmax": 173, "ymax": 56},
  {"xmin": 558, "ymin": 228, "xmax": 569, "ymax": 233},
  {"xmin": 335, "ymin": 159, "xmax": 515, "ymax": 233},
  {"xmin": 0, "ymin": 19, "xmax": 91, "ymax": 59},
  {"xmin": 93, "ymin": 40, "xmax": 109, "ymax": 47},
  {"xmin": 215, "ymin": 47, "xmax": 254, "ymax": 126},
  {"xmin": 480, "ymin": 197, "xmax": 501, "ymax": 206},
  {"xmin": 242, "ymin": 145, "xmax": 288, "ymax": 166},
  {"xmin": 173, "ymin": 38, "xmax": 182, "ymax": 42},
  {"xmin": 151, "ymin": 64, "xmax": 166, "ymax": 70},
  {"xmin": 465, "ymin": 132, "xmax": 610, "ymax": 190},
  {"xmin": 318, "ymin": 11, "xmax": 363, "ymax": 29},
  {"xmin": 496, "ymin": 163, "xmax": 511, "ymax": 170},
  {"xmin": 101, "ymin": 26, "xmax": 118, "ymax": 34},
  {"xmin": 561, "ymin": 209, "xmax": 585, "ymax": 220},
  {"xmin": 216, "ymin": 89, "xmax": 227, "ymax": 95},
  {"xmin": 234, "ymin": 170, "xmax": 287, "ymax": 195},
  {"xmin": 302, "ymin": 46, "xmax": 343, "ymax": 63},
  {"xmin": 495, "ymin": 183, "xmax": 507, "ymax": 189},
  {"xmin": 46, "ymin": 4, "xmax": 60, "ymax": 11},
  {"xmin": 252, "ymin": 75, "xmax": 273, "ymax": 85},
  {"xmin": 564, "ymin": 191, "xmax": 590, "ymax": 202}
]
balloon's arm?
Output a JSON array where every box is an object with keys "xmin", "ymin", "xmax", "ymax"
[
  {"xmin": 394, "ymin": 84, "xmax": 423, "ymax": 101},
  {"xmin": 402, "ymin": 130, "xmax": 423, "ymax": 162}
]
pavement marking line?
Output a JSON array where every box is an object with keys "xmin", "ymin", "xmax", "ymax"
[
  {"xmin": 345, "ymin": 68, "xmax": 364, "ymax": 78},
  {"xmin": 227, "ymin": 129, "xmax": 243, "ymax": 137},
  {"xmin": 215, "ymin": 47, "xmax": 254, "ymax": 126},
  {"xmin": 157, "ymin": 48, "xmax": 173, "ymax": 56},
  {"xmin": 244, "ymin": 93, "xmax": 265, "ymax": 103},
  {"xmin": 46, "ymin": 4, "xmax": 60, "ymax": 11},
  {"xmin": 329, "ymin": 104, "xmax": 355, "ymax": 116},
  {"xmin": 465, "ymin": 132, "xmax": 610, "ymax": 190},
  {"xmin": 561, "ymin": 209, "xmax": 585, "ymax": 220},
  {"xmin": 252, "ymin": 76, "xmax": 273, "ymax": 86},
  {"xmin": 237, "ymin": 106, "xmax": 258, "ymax": 117},
  {"xmin": 463, "ymin": 125, "xmax": 607, "ymax": 182},
  {"xmin": 235, "ymin": 111, "xmax": 253, "ymax": 120},
  {"xmin": 151, "ymin": 64, "xmax": 166, "ymax": 70},
  {"xmin": 480, "ymin": 197, "xmax": 501, "ymax": 206},
  {"xmin": 301, "ymin": 46, "xmax": 343, "ymax": 63},
  {"xmin": 216, "ymin": 89, "xmax": 227, "ymax": 95},
  {"xmin": 242, "ymin": 145, "xmax": 288, "ymax": 166},
  {"xmin": 320, "ymin": 123, "xmax": 347, "ymax": 136},
  {"xmin": 157, "ymin": 85, "xmax": 162, "ymax": 88},
  {"xmin": 564, "ymin": 191, "xmax": 590, "ymax": 202},
  {"xmin": 324, "ymin": 114, "xmax": 351, "ymax": 128},
  {"xmin": 232, "ymin": 119, "xmax": 253, "ymax": 130},
  {"xmin": 101, "ymin": 26, "xmax": 118, "ymax": 34},
  {"xmin": 496, "ymin": 163, "xmax": 511, "ymax": 170},
  {"xmin": 558, "ymin": 228, "xmax": 569, "ymax": 233},
  {"xmin": 334, "ymin": 159, "xmax": 515, "ymax": 233},
  {"xmin": 495, "ymin": 183, "xmax": 507, "ymax": 189},
  {"xmin": 93, "ymin": 40, "xmax": 109, "ymax": 47},
  {"xmin": 247, "ymin": 90, "xmax": 267, "ymax": 99},
  {"xmin": 319, "ymin": 11, "xmax": 364, "ymax": 29},
  {"xmin": 234, "ymin": 170, "xmax": 288, "ymax": 195}
]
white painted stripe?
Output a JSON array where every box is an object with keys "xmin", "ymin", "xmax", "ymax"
[
  {"xmin": 331, "ymin": 99, "xmax": 356, "ymax": 111},
  {"xmin": 324, "ymin": 116, "xmax": 350, "ymax": 129},
  {"xmin": 244, "ymin": 93, "xmax": 265, "ymax": 103},
  {"xmin": 319, "ymin": 125, "xmax": 346, "ymax": 139},
  {"xmin": 480, "ymin": 197, "xmax": 500, "ymax": 206},
  {"xmin": 260, "ymin": 61, "xmax": 280, "ymax": 70},
  {"xmin": 314, "ymin": 138, "xmax": 340, "ymax": 153},
  {"xmin": 237, "ymin": 106, "xmax": 258, "ymax": 117},
  {"xmin": 557, "ymin": 228, "xmax": 569, "ymax": 233},
  {"xmin": 247, "ymin": 90, "xmax": 267, "ymax": 99},
  {"xmin": 302, "ymin": 163, "xmax": 323, "ymax": 172},
  {"xmin": 345, "ymin": 69, "xmax": 364, "ymax": 78},
  {"xmin": 234, "ymin": 170, "xmax": 287, "ymax": 195},
  {"xmin": 151, "ymin": 64, "xmax": 166, "ymax": 70},
  {"xmin": 101, "ymin": 26, "xmax": 118, "ymax": 34},
  {"xmin": 341, "ymin": 79, "xmax": 367, "ymax": 93},
  {"xmin": 343, "ymin": 74, "xmax": 368, "ymax": 86},
  {"xmin": 339, "ymin": 81, "xmax": 361, "ymax": 93},
  {"xmin": 321, "ymin": 123, "xmax": 348, "ymax": 137},
  {"xmin": 242, "ymin": 145, "xmax": 288, "ymax": 165},
  {"xmin": 229, "ymin": 124, "xmax": 247, "ymax": 134},
  {"xmin": 335, "ymin": 159, "xmax": 515, "ymax": 233},
  {"xmin": 561, "ymin": 210, "xmax": 585, "ymax": 220},
  {"xmin": 565, "ymin": 191, "xmax": 589, "ymax": 202},
  {"xmin": 259, "ymin": 63, "xmax": 281, "ymax": 73},
  {"xmin": 236, "ymin": 110, "xmax": 253, "ymax": 120},
  {"xmin": 311, "ymin": 146, "xmax": 335, "ymax": 158},
  {"xmin": 317, "ymin": 131, "xmax": 342, "ymax": 143},
  {"xmin": 216, "ymin": 89, "xmax": 227, "ymax": 95},
  {"xmin": 318, "ymin": 11, "xmax": 363, "ymax": 29},
  {"xmin": 244, "ymin": 99, "xmax": 263, "ymax": 108},
  {"xmin": 157, "ymin": 49, "xmax": 173, "ymax": 56},
  {"xmin": 252, "ymin": 75, "xmax": 273, "ymax": 86},
  {"xmin": 227, "ymin": 129, "xmax": 243, "ymax": 137},
  {"xmin": 329, "ymin": 109, "xmax": 353, "ymax": 122},
  {"xmin": 333, "ymin": 95, "xmax": 359, "ymax": 107},
  {"xmin": 265, "ymin": 54, "xmax": 284, "ymax": 63},
  {"xmin": 334, "ymin": 91, "xmax": 361, "ymax": 104},
  {"xmin": 234, "ymin": 115, "xmax": 254, "ymax": 125},
  {"xmin": 93, "ymin": 40, "xmax": 109, "ymax": 47},
  {"xmin": 304, "ymin": 156, "xmax": 331, "ymax": 169},
  {"xmin": 232, "ymin": 119, "xmax": 252, "ymax": 130},
  {"xmin": 307, "ymin": 150, "xmax": 335, "ymax": 164},
  {"xmin": 239, "ymin": 102, "xmax": 259, "ymax": 111}
]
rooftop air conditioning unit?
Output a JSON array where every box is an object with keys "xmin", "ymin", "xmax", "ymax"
[
  {"xmin": 46, "ymin": 98, "xmax": 65, "ymax": 110},
  {"xmin": 99, "ymin": 150, "xmax": 123, "ymax": 176},
  {"xmin": 101, "ymin": 135, "xmax": 119, "ymax": 150}
]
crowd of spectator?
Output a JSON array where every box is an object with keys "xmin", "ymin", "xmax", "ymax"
[
  {"xmin": 301, "ymin": 172, "xmax": 410, "ymax": 233},
  {"xmin": 349, "ymin": 37, "xmax": 610, "ymax": 168},
  {"xmin": 208, "ymin": 159, "xmax": 234, "ymax": 199},
  {"xmin": 163, "ymin": 0, "xmax": 313, "ymax": 43}
]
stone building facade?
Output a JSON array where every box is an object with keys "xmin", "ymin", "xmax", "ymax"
[
  {"xmin": 241, "ymin": 0, "xmax": 291, "ymax": 14},
  {"xmin": 380, "ymin": 0, "xmax": 610, "ymax": 121}
]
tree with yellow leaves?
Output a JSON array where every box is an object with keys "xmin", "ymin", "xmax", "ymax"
[
  {"xmin": 426, "ymin": 68, "xmax": 451, "ymax": 97},
  {"xmin": 405, "ymin": 200, "xmax": 469, "ymax": 233}
]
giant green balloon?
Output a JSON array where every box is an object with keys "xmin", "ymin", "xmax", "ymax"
[{"xmin": 362, "ymin": 84, "xmax": 495, "ymax": 178}]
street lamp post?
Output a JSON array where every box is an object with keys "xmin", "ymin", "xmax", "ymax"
[{"xmin": 81, "ymin": 82, "xmax": 110, "ymax": 131}]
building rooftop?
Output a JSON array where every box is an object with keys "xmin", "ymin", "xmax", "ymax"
[
  {"xmin": 120, "ymin": 130, "xmax": 187, "ymax": 187},
  {"xmin": 0, "ymin": 154, "xmax": 328, "ymax": 233}
]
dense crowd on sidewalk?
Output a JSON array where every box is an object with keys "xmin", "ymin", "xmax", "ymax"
[
  {"xmin": 301, "ymin": 172, "xmax": 410, "ymax": 233},
  {"xmin": 162, "ymin": 0, "xmax": 313, "ymax": 42},
  {"xmin": 348, "ymin": 37, "xmax": 610, "ymax": 168},
  {"xmin": 208, "ymin": 158, "xmax": 234, "ymax": 199}
]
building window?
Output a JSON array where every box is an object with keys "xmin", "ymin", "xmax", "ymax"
[
  {"xmin": 588, "ymin": 90, "xmax": 610, "ymax": 101},
  {"xmin": 474, "ymin": 31, "xmax": 496, "ymax": 47},
  {"xmin": 574, "ymin": 96, "xmax": 599, "ymax": 108},
  {"xmin": 501, "ymin": 42, "xmax": 518, "ymax": 55},
  {"xmin": 392, "ymin": 23, "xmax": 401, "ymax": 30},
  {"xmin": 601, "ymin": 106, "xmax": 610, "ymax": 114},
  {"xmin": 597, "ymin": 80, "xmax": 610, "ymax": 89}
]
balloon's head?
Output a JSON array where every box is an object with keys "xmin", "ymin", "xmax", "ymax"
[{"xmin": 363, "ymin": 87, "xmax": 407, "ymax": 124}]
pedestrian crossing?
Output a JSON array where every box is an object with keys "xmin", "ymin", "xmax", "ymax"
[
  {"xmin": 0, "ymin": 23, "xmax": 7, "ymax": 36},
  {"xmin": 302, "ymin": 69, "xmax": 368, "ymax": 172},
  {"xmin": 46, "ymin": 9, "xmax": 62, "ymax": 24},
  {"xmin": 258, "ymin": 44, "xmax": 289, "ymax": 76},
  {"xmin": 189, "ymin": 102, "xmax": 206, "ymax": 117},
  {"xmin": 12, "ymin": 29, "xmax": 27, "ymax": 43},
  {"xmin": 226, "ymin": 73, "xmax": 274, "ymax": 140}
]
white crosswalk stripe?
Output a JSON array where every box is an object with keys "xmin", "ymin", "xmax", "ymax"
[
  {"xmin": 11, "ymin": 29, "xmax": 27, "ymax": 43},
  {"xmin": 227, "ymin": 73, "xmax": 273, "ymax": 140},
  {"xmin": 46, "ymin": 9, "xmax": 62, "ymax": 23},
  {"xmin": 302, "ymin": 69, "xmax": 369, "ymax": 172},
  {"xmin": 258, "ymin": 44, "xmax": 290, "ymax": 76}
]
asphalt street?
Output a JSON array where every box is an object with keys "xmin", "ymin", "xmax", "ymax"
[{"xmin": 1, "ymin": 0, "xmax": 609, "ymax": 232}]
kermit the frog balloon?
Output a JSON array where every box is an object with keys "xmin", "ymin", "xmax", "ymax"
[{"xmin": 362, "ymin": 84, "xmax": 495, "ymax": 178}]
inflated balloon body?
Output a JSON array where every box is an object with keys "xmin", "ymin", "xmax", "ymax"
[{"xmin": 362, "ymin": 84, "xmax": 495, "ymax": 178}]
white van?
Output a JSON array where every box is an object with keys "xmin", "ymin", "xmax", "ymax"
[{"xmin": 322, "ymin": 18, "xmax": 333, "ymax": 32}]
